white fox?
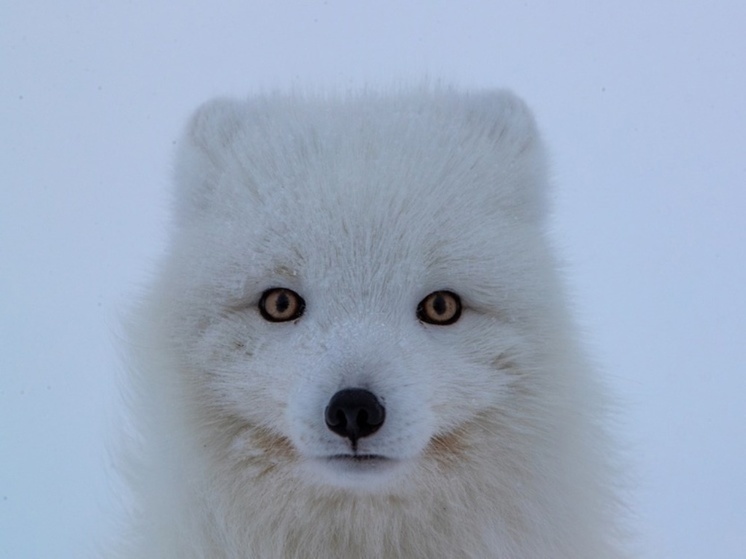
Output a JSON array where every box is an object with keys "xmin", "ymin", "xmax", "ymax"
[{"xmin": 116, "ymin": 88, "xmax": 626, "ymax": 558}]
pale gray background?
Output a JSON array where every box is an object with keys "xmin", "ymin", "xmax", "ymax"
[{"xmin": 2, "ymin": 1, "xmax": 744, "ymax": 557}]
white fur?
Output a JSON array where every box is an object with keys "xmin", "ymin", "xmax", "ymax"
[{"xmin": 115, "ymin": 88, "xmax": 626, "ymax": 557}]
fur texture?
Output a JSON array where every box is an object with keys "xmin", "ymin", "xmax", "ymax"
[{"xmin": 116, "ymin": 89, "xmax": 625, "ymax": 558}]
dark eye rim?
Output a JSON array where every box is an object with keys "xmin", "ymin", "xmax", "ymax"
[
  {"xmin": 416, "ymin": 290, "xmax": 462, "ymax": 325},
  {"xmin": 258, "ymin": 287, "xmax": 305, "ymax": 322}
]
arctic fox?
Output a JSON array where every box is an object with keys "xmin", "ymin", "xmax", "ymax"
[{"xmin": 117, "ymin": 89, "xmax": 625, "ymax": 558}]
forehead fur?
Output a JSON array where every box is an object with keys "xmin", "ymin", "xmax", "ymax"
[
  {"xmin": 174, "ymin": 89, "xmax": 547, "ymax": 230},
  {"xmin": 167, "ymin": 90, "xmax": 553, "ymax": 315}
]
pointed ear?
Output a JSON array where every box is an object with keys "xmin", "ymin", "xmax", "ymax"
[
  {"xmin": 172, "ymin": 98, "xmax": 247, "ymax": 222},
  {"xmin": 465, "ymin": 90, "xmax": 549, "ymax": 222},
  {"xmin": 467, "ymin": 90, "xmax": 539, "ymax": 151}
]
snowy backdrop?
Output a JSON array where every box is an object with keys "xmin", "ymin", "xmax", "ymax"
[{"xmin": 2, "ymin": 1, "xmax": 744, "ymax": 557}]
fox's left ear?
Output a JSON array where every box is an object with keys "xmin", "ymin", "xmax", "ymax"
[
  {"xmin": 172, "ymin": 98, "xmax": 248, "ymax": 223},
  {"xmin": 463, "ymin": 90, "xmax": 549, "ymax": 222}
]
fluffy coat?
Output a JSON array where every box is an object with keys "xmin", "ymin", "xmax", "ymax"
[{"xmin": 115, "ymin": 88, "xmax": 626, "ymax": 558}]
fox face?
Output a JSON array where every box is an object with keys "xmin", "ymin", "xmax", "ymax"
[{"xmin": 155, "ymin": 90, "xmax": 560, "ymax": 493}]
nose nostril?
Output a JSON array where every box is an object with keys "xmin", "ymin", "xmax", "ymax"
[
  {"xmin": 325, "ymin": 388, "xmax": 385, "ymax": 443},
  {"xmin": 328, "ymin": 409, "xmax": 346, "ymax": 429}
]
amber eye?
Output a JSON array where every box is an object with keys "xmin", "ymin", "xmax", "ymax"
[
  {"xmin": 259, "ymin": 288, "xmax": 305, "ymax": 322},
  {"xmin": 417, "ymin": 290, "xmax": 462, "ymax": 325}
]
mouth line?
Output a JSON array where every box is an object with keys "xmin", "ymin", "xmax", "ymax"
[
  {"xmin": 306, "ymin": 453, "xmax": 406, "ymax": 485},
  {"xmin": 327, "ymin": 454, "xmax": 391, "ymax": 462}
]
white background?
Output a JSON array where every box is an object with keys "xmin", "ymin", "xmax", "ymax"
[{"xmin": 2, "ymin": 1, "xmax": 744, "ymax": 557}]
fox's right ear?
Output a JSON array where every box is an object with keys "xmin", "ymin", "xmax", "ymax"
[{"xmin": 172, "ymin": 98, "xmax": 246, "ymax": 222}]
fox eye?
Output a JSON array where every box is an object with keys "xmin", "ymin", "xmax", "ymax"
[
  {"xmin": 417, "ymin": 291, "xmax": 462, "ymax": 325},
  {"xmin": 259, "ymin": 288, "xmax": 305, "ymax": 322}
]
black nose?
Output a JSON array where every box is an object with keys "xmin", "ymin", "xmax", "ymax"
[{"xmin": 325, "ymin": 388, "xmax": 385, "ymax": 444}]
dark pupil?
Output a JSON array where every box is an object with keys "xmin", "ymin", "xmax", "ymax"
[
  {"xmin": 432, "ymin": 295, "xmax": 446, "ymax": 315},
  {"xmin": 275, "ymin": 292, "xmax": 290, "ymax": 314}
]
